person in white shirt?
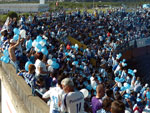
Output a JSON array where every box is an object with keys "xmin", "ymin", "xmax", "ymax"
[
  {"xmin": 42, "ymin": 75, "xmax": 65, "ymax": 113},
  {"xmin": 60, "ymin": 78, "xmax": 85, "ymax": 113},
  {"xmin": 34, "ymin": 52, "xmax": 48, "ymax": 77}
]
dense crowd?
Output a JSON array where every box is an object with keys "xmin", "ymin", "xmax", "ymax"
[{"xmin": 0, "ymin": 7, "xmax": 150, "ymax": 113}]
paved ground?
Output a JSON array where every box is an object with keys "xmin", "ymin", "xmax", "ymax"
[{"xmin": 127, "ymin": 54, "xmax": 150, "ymax": 85}]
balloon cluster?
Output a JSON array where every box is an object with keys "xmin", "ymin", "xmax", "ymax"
[
  {"xmin": 0, "ymin": 49, "xmax": 10, "ymax": 63},
  {"xmin": 120, "ymin": 83, "xmax": 131, "ymax": 91},
  {"xmin": 32, "ymin": 35, "xmax": 48, "ymax": 55},
  {"xmin": 13, "ymin": 28, "xmax": 20, "ymax": 40},
  {"xmin": 47, "ymin": 59, "xmax": 60, "ymax": 69}
]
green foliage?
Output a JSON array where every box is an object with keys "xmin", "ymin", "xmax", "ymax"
[
  {"xmin": 7, "ymin": 11, "xmax": 18, "ymax": 19},
  {"xmin": 0, "ymin": 14, "xmax": 7, "ymax": 26},
  {"xmin": 21, "ymin": 13, "xmax": 29, "ymax": 18}
]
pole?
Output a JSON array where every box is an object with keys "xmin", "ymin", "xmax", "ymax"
[{"xmin": 93, "ymin": 0, "xmax": 94, "ymax": 9}]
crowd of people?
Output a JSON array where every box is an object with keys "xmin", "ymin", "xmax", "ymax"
[{"xmin": 0, "ymin": 7, "xmax": 150, "ymax": 113}]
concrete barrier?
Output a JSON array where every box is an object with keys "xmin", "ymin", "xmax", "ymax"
[{"xmin": 0, "ymin": 61, "xmax": 49, "ymax": 113}]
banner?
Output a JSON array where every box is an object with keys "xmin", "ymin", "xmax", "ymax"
[{"xmin": 2, "ymin": 17, "xmax": 9, "ymax": 31}]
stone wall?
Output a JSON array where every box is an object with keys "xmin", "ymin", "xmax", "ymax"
[{"xmin": 0, "ymin": 61, "xmax": 49, "ymax": 113}]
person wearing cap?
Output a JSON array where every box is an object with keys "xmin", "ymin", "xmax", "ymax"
[
  {"xmin": 60, "ymin": 78, "xmax": 85, "ymax": 113},
  {"xmin": 8, "ymin": 35, "xmax": 21, "ymax": 72},
  {"xmin": 91, "ymin": 84, "xmax": 105, "ymax": 113}
]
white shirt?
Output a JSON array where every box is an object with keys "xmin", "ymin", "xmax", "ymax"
[
  {"xmin": 61, "ymin": 91, "xmax": 85, "ymax": 113},
  {"xmin": 42, "ymin": 86, "xmax": 64, "ymax": 113},
  {"xmin": 34, "ymin": 59, "xmax": 47, "ymax": 76}
]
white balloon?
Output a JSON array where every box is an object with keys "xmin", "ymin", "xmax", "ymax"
[
  {"xmin": 118, "ymin": 82, "xmax": 122, "ymax": 88},
  {"xmin": 39, "ymin": 40, "xmax": 46, "ymax": 47},
  {"xmin": 72, "ymin": 62, "xmax": 75, "ymax": 66},
  {"xmin": 20, "ymin": 29, "xmax": 26, "ymax": 38},
  {"xmin": 68, "ymin": 52, "xmax": 72, "ymax": 56},
  {"xmin": 71, "ymin": 55, "xmax": 75, "ymax": 58},
  {"xmin": 48, "ymin": 66, "xmax": 54, "ymax": 72},
  {"xmin": 124, "ymin": 82, "xmax": 128, "ymax": 87},
  {"xmin": 47, "ymin": 59, "xmax": 53, "ymax": 65},
  {"xmin": 32, "ymin": 40, "xmax": 37, "ymax": 47},
  {"xmin": 133, "ymin": 69, "xmax": 137, "ymax": 73},
  {"xmin": 75, "ymin": 44, "xmax": 79, "ymax": 48},
  {"xmin": 43, "ymin": 35, "xmax": 48, "ymax": 40},
  {"xmin": 126, "ymin": 89, "xmax": 130, "ymax": 94},
  {"xmin": 35, "ymin": 47, "xmax": 39, "ymax": 52},
  {"xmin": 80, "ymin": 89, "xmax": 89, "ymax": 99}
]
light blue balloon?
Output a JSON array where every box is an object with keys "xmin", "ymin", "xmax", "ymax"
[
  {"xmin": 115, "ymin": 77, "xmax": 120, "ymax": 82},
  {"xmin": 52, "ymin": 61, "xmax": 56, "ymax": 66},
  {"xmin": 36, "ymin": 36, "xmax": 42, "ymax": 42},
  {"xmin": 13, "ymin": 34, "xmax": 19, "ymax": 40},
  {"xmin": 123, "ymin": 59, "xmax": 126, "ymax": 62},
  {"xmin": 41, "ymin": 39, "xmax": 46, "ymax": 46},
  {"xmin": 124, "ymin": 94, "xmax": 130, "ymax": 99},
  {"xmin": 125, "ymin": 84, "xmax": 131, "ymax": 90},
  {"xmin": 3, "ymin": 49, "xmax": 9, "ymax": 57},
  {"xmin": 128, "ymin": 69, "xmax": 135, "ymax": 76},
  {"xmin": 3, "ymin": 56, "xmax": 9, "ymax": 63},
  {"xmin": 136, "ymin": 98, "xmax": 142, "ymax": 102},
  {"xmin": 52, "ymin": 62, "xmax": 59, "ymax": 69},
  {"xmin": 25, "ymin": 61, "xmax": 32, "ymax": 71},
  {"xmin": 71, "ymin": 46, "xmax": 75, "ymax": 49},
  {"xmin": 80, "ymin": 65, "xmax": 84, "ymax": 69},
  {"xmin": 13, "ymin": 28, "xmax": 20, "ymax": 35},
  {"xmin": 65, "ymin": 52, "xmax": 69, "ymax": 56},
  {"xmin": 121, "ymin": 87, "xmax": 126, "ymax": 91},
  {"xmin": 36, "ymin": 43, "xmax": 42, "ymax": 50},
  {"xmin": 119, "ymin": 78, "xmax": 125, "ymax": 83},
  {"xmin": 0, "ymin": 56, "xmax": 6, "ymax": 61},
  {"xmin": 54, "ymin": 63, "xmax": 59, "ymax": 69},
  {"xmin": 26, "ymin": 39, "xmax": 32, "ymax": 50},
  {"xmin": 41, "ymin": 47, "xmax": 48, "ymax": 55},
  {"xmin": 74, "ymin": 61, "xmax": 78, "ymax": 65},
  {"xmin": 67, "ymin": 58, "xmax": 70, "ymax": 61}
]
